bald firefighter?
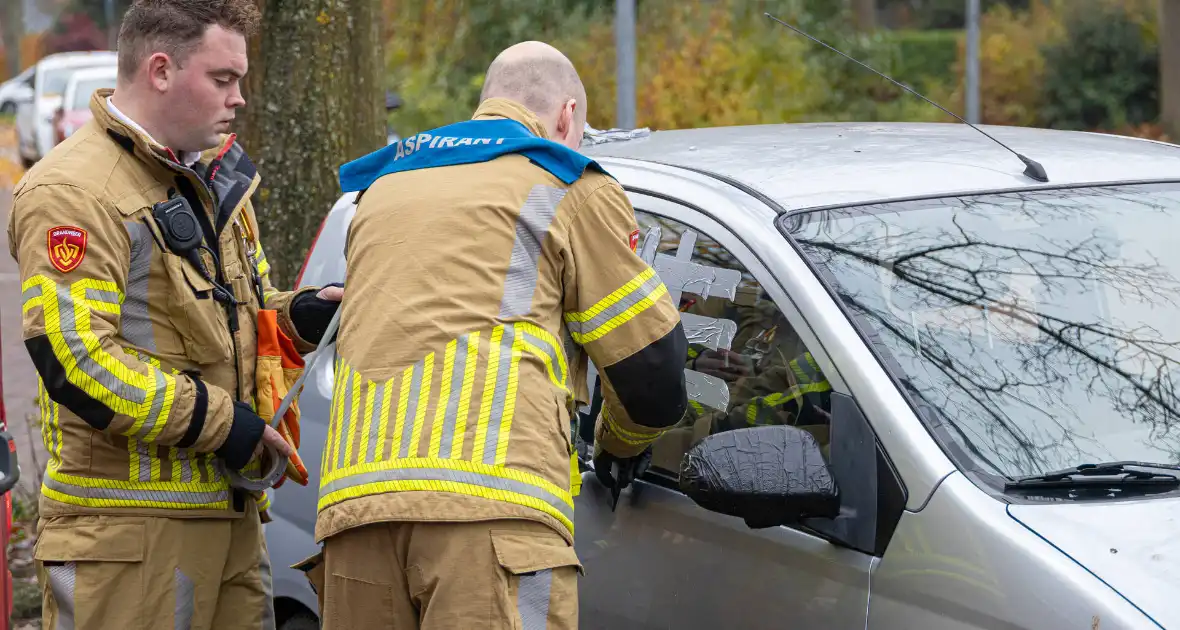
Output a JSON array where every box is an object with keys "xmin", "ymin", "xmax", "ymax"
[
  {"xmin": 9, "ymin": 2, "xmax": 341, "ymax": 628},
  {"xmin": 305, "ymin": 41, "xmax": 689, "ymax": 628}
]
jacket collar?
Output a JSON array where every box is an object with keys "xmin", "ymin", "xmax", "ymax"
[{"xmin": 472, "ymin": 98, "xmax": 550, "ymax": 139}]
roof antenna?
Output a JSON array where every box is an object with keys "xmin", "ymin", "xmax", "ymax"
[{"xmin": 765, "ymin": 13, "xmax": 1049, "ymax": 183}]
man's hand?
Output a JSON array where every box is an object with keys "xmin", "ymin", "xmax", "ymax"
[
  {"xmin": 252, "ymin": 425, "xmax": 296, "ymax": 464},
  {"xmin": 593, "ymin": 447, "xmax": 654, "ymax": 510},
  {"xmin": 693, "ymin": 349, "xmax": 754, "ymax": 382},
  {"xmin": 290, "ymin": 282, "xmax": 344, "ymax": 344}
]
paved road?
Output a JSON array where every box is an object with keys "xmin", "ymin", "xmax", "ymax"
[{"xmin": 1, "ymin": 131, "xmax": 47, "ymax": 500}]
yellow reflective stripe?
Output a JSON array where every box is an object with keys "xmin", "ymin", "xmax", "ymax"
[
  {"xmin": 430, "ymin": 339, "xmax": 458, "ymax": 458},
  {"xmin": 358, "ymin": 379, "xmax": 377, "ymax": 466},
  {"xmin": 805, "ymin": 353, "xmax": 822, "ymax": 375},
  {"xmin": 22, "ymin": 281, "xmax": 43, "ymax": 315},
  {"xmin": 473, "ymin": 326, "xmax": 504, "ymax": 463},
  {"xmin": 375, "ymin": 372, "xmax": 395, "ymax": 463},
  {"xmin": 516, "ymin": 322, "xmax": 569, "ymax": 391},
  {"xmin": 344, "ymin": 369, "xmax": 361, "ymax": 467},
  {"xmin": 257, "ymin": 255, "xmax": 270, "ymax": 276},
  {"xmin": 451, "ymin": 330, "xmax": 480, "ymax": 459},
  {"xmin": 408, "ymin": 352, "xmax": 434, "ymax": 458},
  {"xmin": 256, "ymin": 491, "xmax": 271, "ymax": 512},
  {"xmin": 745, "ymin": 381, "xmax": 833, "ymax": 425},
  {"xmin": 391, "ymin": 363, "xmax": 413, "ymax": 460},
  {"xmin": 569, "ymin": 449, "xmax": 582, "ymax": 497},
  {"xmin": 43, "ymin": 469, "xmax": 230, "ymax": 510},
  {"xmin": 604, "ymin": 407, "xmax": 663, "ymax": 446},
  {"xmin": 326, "ymin": 357, "xmax": 344, "ymax": 473},
  {"xmin": 564, "ymin": 269, "xmax": 668, "ymax": 344},
  {"xmin": 318, "ymin": 457, "xmax": 574, "ymax": 535},
  {"xmin": 494, "ymin": 333, "xmax": 524, "ymax": 466},
  {"xmin": 790, "ymin": 359, "xmax": 810, "ymax": 385},
  {"xmin": 689, "ymin": 401, "xmax": 705, "ymax": 415}
]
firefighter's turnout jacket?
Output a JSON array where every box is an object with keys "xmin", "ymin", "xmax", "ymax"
[
  {"xmin": 9, "ymin": 89, "xmax": 319, "ymax": 520},
  {"xmin": 316, "ymin": 98, "xmax": 689, "ymax": 544}
]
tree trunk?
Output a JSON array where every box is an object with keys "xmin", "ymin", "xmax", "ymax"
[
  {"xmin": 2, "ymin": 0, "xmax": 23, "ymax": 78},
  {"xmin": 852, "ymin": 0, "xmax": 876, "ymax": 31},
  {"xmin": 1163, "ymin": 0, "xmax": 1180, "ymax": 140},
  {"xmin": 238, "ymin": 0, "xmax": 385, "ymax": 289}
]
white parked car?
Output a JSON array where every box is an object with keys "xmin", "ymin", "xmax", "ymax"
[
  {"xmin": 15, "ymin": 50, "xmax": 116, "ymax": 167},
  {"xmin": 53, "ymin": 66, "xmax": 118, "ymax": 145},
  {"xmin": 0, "ymin": 67, "xmax": 34, "ymax": 115}
]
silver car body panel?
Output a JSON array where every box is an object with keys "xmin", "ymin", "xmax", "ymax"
[{"xmin": 870, "ymin": 473, "xmax": 1153, "ymax": 630}]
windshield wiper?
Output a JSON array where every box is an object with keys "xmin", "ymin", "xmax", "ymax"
[{"xmin": 1005, "ymin": 461, "xmax": 1180, "ymax": 491}]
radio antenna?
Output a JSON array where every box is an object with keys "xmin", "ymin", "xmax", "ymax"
[{"xmin": 765, "ymin": 13, "xmax": 1049, "ymax": 183}]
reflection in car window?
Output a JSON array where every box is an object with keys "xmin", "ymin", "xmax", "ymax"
[
  {"xmin": 628, "ymin": 212, "xmax": 835, "ymax": 476},
  {"xmin": 788, "ymin": 183, "xmax": 1180, "ymax": 482}
]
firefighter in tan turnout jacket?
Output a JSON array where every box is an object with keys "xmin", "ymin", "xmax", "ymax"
[
  {"xmin": 307, "ymin": 41, "xmax": 690, "ymax": 628},
  {"xmin": 8, "ymin": 2, "xmax": 341, "ymax": 628}
]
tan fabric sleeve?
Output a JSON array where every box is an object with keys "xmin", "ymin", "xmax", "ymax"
[
  {"xmin": 564, "ymin": 179, "xmax": 685, "ymax": 458},
  {"xmin": 13, "ymin": 183, "xmax": 234, "ymax": 454}
]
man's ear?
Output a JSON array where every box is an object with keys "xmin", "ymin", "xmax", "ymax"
[
  {"xmin": 557, "ymin": 98, "xmax": 578, "ymax": 141},
  {"xmin": 147, "ymin": 52, "xmax": 173, "ymax": 92}
]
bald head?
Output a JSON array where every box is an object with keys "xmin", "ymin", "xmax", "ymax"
[{"xmin": 480, "ymin": 41, "xmax": 587, "ymax": 149}]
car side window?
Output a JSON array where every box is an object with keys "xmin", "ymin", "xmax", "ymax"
[{"xmin": 626, "ymin": 211, "xmax": 835, "ymax": 478}]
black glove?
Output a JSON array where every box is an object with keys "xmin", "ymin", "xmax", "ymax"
[
  {"xmin": 214, "ymin": 401, "xmax": 267, "ymax": 471},
  {"xmin": 594, "ymin": 447, "xmax": 654, "ymax": 496},
  {"xmin": 290, "ymin": 282, "xmax": 343, "ymax": 344}
]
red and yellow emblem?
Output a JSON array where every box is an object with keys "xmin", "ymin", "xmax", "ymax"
[
  {"xmin": 47, "ymin": 226, "xmax": 88, "ymax": 273},
  {"xmin": 629, "ymin": 229, "xmax": 640, "ymax": 253}
]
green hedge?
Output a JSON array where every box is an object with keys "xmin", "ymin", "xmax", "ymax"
[{"xmin": 881, "ymin": 29, "xmax": 960, "ymax": 90}]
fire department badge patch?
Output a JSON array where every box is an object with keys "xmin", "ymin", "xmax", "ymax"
[
  {"xmin": 48, "ymin": 226, "xmax": 87, "ymax": 273},
  {"xmin": 629, "ymin": 229, "xmax": 640, "ymax": 253}
]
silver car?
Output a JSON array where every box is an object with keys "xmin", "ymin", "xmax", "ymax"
[{"xmin": 267, "ymin": 121, "xmax": 1180, "ymax": 630}]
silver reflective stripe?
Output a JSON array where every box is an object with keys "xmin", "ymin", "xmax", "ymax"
[
  {"xmin": 259, "ymin": 549, "xmax": 276, "ymax": 630},
  {"xmin": 211, "ymin": 458, "xmax": 225, "ymax": 482},
  {"xmin": 365, "ymin": 381, "xmax": 385, "ymax": 463},
  {"xmin": 135, "ymin": 439, "xmax": 152, "ymax": 482},
  {"xmin": 399, "ymin": 360, "xmax": 424, "ymax": 458},
  {"xmin": 47, "ymin": 561, "xmax": 76, "ymax": 630},
  {"xmin": 43, "ymin": 474, "xmax": 230, "ymax": 505},
  {"xmin": 23, "ymin": 283, "xmax": 42, "ymax": 306},
  {"xmin": 564, "ymin": 273, "xmax": 664, "ymax": 339},
  {"xmin": 132, "ymin": 368, "xmax": 168, "ymax": 441},
  {"xmin": 518, "ymin": 568, "xmax": 553, "ymax": 630},
  {"xmin": 177, "ymin": 448, "xmax": 194, "ymax": 483},
  {"xmin": 520, "ymin": 329, "xmax": 565, "ymax": 386},
  {"xmin": 336, "ymin": 366, "xmax": 354, "ymax": 468},
  {"xmin": 174, "ymin": 567, "xmax": 194, "ymax": 630},
  {"xmin": 319, "ymin": 465, "xmax": 574, "ymax": 523},
  {"xmin": 680, "ymin": 312, "xmax": 737, "ymax": 351},
  {"xmin": 123, "ymin": 222, "xmax": 156, "ymax": 352},
  {"xmin": 54, "ymin": 283, "xmax": 146, "ymax": 405},
  {"xmin": 437, "ymin": 334, "xmax": 469, "ymax": 459},
  {"xmin": 500, "ymin": 186, "xmax": 566, "ymax": 319},
  {"xmin": 483, "ymin": 325, "xmax": 517, "ymax": 465},
  {"xmin": 83, "ymin": 288, "xmax": 120, "ymax": 305}
]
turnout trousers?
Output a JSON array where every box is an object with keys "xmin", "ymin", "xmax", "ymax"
[
  {"xmin": 35, "ymin": 501, "xmax": 275, "ymax": 630},
  {"xmin": 314, "ymin": 519, "xmax": 582, "ymax": 630}
]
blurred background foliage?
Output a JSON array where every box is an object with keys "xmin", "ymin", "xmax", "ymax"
[{"xmin": 380, "ymin": 0, "xmax": 1168, "ymax": 141}]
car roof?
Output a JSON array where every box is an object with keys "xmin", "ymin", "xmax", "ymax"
[
  {"xmin": 37, "ymin": 51, "xmax": 117, "ymax": 70},
  {"xmin": 583, "ymin": 122, "xmax": 1180, "ymax": 212},
  {"xmin": 68, "ymin": 66, "xmax": 118, "ymax": 83}
]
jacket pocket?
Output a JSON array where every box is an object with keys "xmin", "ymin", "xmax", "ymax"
[
  {"xmin": 36, "ymin": 522, "xmax": 146, "ymax": 630},
  {"xmin": 292, "ymin": 550, "xmax": 326, "ymax": 597},
  {"xmin": 161, "ymin": 252, "xmax": 232, "ymax": 364},
  {"xmin": 491, "ymin": 529, "xmax": 584, "ymax": 577}
]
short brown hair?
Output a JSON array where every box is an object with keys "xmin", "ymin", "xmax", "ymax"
[{"xmin": 117, "ymin": 0, "xmax": 261, "ymax": 78}]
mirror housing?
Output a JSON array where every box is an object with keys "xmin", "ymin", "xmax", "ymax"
[
  {"xmin": 679, "ymin": 425, "xmax": 839, "ymax": 528},
  {"xmin": 0, "ymin": 430, "xmax": 19, "ymax": 496}
]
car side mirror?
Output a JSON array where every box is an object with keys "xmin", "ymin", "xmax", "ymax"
[
  {"xmin": 0, "ymin": 430, "xmax": 20, "ymax": 496},
  {"xmin": 679, "ymin": 425, "xmax": 839, "ymax": 528}
]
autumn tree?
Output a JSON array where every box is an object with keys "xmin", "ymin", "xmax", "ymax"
[
  {"xmin": 2, "ymin": 0, "xmax": 22, "ymax": 78},
  {"xmin": 239, "ymin": 0, "xmax": 386, "ymax": 288}
]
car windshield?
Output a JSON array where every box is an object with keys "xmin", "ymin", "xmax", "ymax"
[
  {"xmin": 69, "ymin": 76, "xmax": 115, "ymax": 110},
  {"xmin": 787, "ymin": 182, "xmax": 1180, "ymax": 484}
]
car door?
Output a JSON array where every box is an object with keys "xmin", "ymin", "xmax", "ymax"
[{"xmin": 572, "ymin": 191, "xmax": 899, "ymax": 630}]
